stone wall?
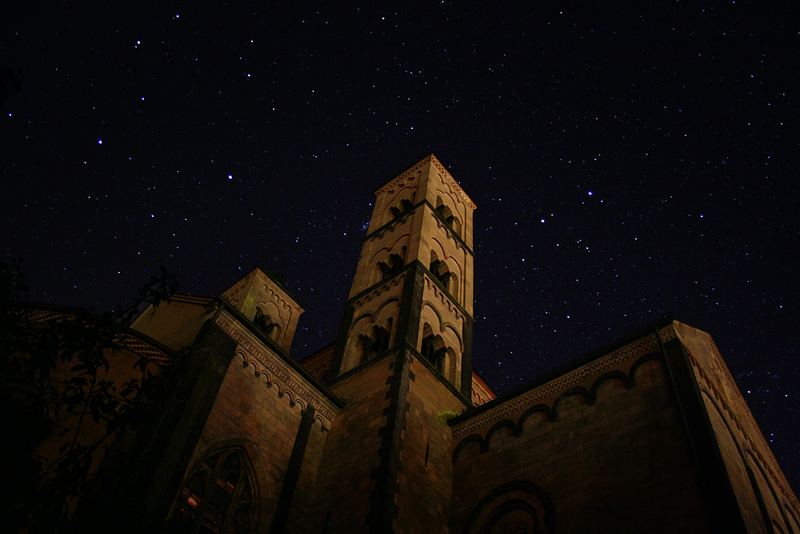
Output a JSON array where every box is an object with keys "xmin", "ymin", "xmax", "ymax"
[
  {"xmin": 676, "ymin": 323, "xmax": 800, "ymax": 533},
  {"xmin": 394, "ymin": 354, "xmax": 466, "ymax": 533},
  {"xmin": 471, "ymin": 372, "xmax": 495, "ymax": 406},
  {"xmin": 308, "ymin": 355, "xmax": 395, "ymax": 532},
  {"xmin": 131, "ymin": 294, "xmax": 214, "ymax": 351},
  {"xmin": 300, "ymin": 343, "xmax": 335, "ymax": 383},
  {"xmin": 450, "ymin": 332, "xmax": 708, "ymax": 533},
  {"xmin": 183, "ymin": 352, "xmax": 303, "ymax": 530},
  {"xmin": 171, "ymin": 310, "xmax": 337, "ymax": 532}
]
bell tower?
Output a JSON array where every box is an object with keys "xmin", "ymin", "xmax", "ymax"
[
  {"xmin": 315, "ymin": 154, "xmax": 476, "ymax": 533},
  {"xmin": 332, "ymin": 153, "xmax": 476, "ymax": 397}
]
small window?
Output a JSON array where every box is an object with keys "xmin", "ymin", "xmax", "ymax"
[
  {"xmin": 450, "ymin": 216, "xmax": 462, "ymax": 237},
  {"xmin": 253, "ymin": 307, "xmax": 279, "ymax": 339},
  {"xmin": 377, "ymin": 253, "xmax": 405, "ymax": 280},
  {"xmin": 429, "ymin": 252, "xmax": 453, "ymax": 289},
  {"xmin": 358, "ymin": 320, "xmax": 393, "ymax": 363},
  {"xmin": 434, "ymin": 197, "xmax": 459, "ymax": 236},
  {"xmin": 420, "ymin": 323, "xmax": 447, "ymax": 373},
  {"xmin": 449, "ymin": 273, "xmax": 459, "ymax": 295},
  {"xmin": 169, "ymin": 448, "xmax": 256, "ymax": 533},
  {"xmin": 389, "ymin": 198, "xmax": 415, "ymax": 220}
]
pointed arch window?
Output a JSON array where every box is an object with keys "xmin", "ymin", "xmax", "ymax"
[{"xmin": 169, "ymin": 448, "xmax": 256, "ymax": 533}]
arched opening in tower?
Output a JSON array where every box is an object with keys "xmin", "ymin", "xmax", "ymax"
[
  {"xmin": 389, "ymin": 198, "xmax": 414, "ymax": 220},
  {"xmin": 435, "ymin": 196, "xmax": 461, "ymax": 237},
  {"xmin": 253, "ymin": 307, "xmax": 280, "ymax": 340},
  {"xmin": 358, "ymin": 319, "xmax": 393, "ymax": 363},
  {"xmin": 429, "ymin": 252, "xmax": 453, "ymax": 290},
  {"xmin": 378, "ymin": 252, "xmax": 405, "ymax": 280},
  {"xmin": 421, "ymin": 323, "xmax": 448, "ymax": 373}
]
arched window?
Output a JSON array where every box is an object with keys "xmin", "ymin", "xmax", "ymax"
[
  {"xmin": 420, "ymin": 323, "xmax": 447, "ymax": 373},
  {"xmin": 465, "ymin": 481, "xmax": 554, "ymax": 534},
  {"xmin": 434, "ymin": 197, "xmax": 459, "ymax": 236},
  {"xmin": 449, "ymin": 272, "xmax": 459, "ymax": 296},
  {"xmin": 378, "ymin": 253, "xmax": 405, "ymax": 280},
  {"xmin": 450, "ymin": 216, "xmax": 462, "ymax": 237},
  {"xmin": 253, "ymin": 307, "xmax": 279, "ymax": 340},
  {"xmin": 389, "ymin": 198, "xmax": 414, "ymax": 220},
  {"xmin": 429, "ymin": 252, "xmax": 452, "ymax": 289},
  {"xmin": 358, "ymin": 320, "xmax": 393, "ymax": 363},
  {"xmin": 169, "ymin": 448, "xmax": 256, "ymax": 533},
  {"xmin": 484, "ymin": 500, "xmax": 539, "ymax": 533},
  {"xmin": 444, "ymin": 347, "xmax": 458, "ymax": 384}
]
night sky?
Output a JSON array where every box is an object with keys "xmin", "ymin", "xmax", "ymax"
[{"xmin": 2, "ymin": 3, "xmax": 798, "ymax": 491}]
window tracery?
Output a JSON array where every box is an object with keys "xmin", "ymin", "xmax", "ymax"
[{"xmin": 169, "ymin": 448, "xmax": 256, "ymax": 533}]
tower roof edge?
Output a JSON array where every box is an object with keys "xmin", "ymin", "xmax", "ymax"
[{"xmin": 373, "ymin": 152, "xmax": 478, "ymax": 210}]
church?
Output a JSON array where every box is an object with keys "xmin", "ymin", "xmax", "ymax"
[{"xmin": 24, "ymin": 154, "xmax": 800, "ymax": 532}]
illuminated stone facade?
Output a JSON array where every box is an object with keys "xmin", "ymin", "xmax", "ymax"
[{"xmin": 87, "ymin": 155, "xmax": 797, "ymax": 532}]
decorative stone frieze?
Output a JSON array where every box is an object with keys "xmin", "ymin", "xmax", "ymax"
[
  {"xmin": 431, "ymin": 211, "xmax": 470, "ymax": 253},
  {"xmin": 352, "ymin": 273, "xmax": 406, "ymax": 308},
  {"xmin": 215, "ymin": 311, "xmax": 337, "ymax": 430},
  {"xmin": 451, "ymin": 326, "xmax": 675, "ymax": 441},
  {"xmin": 676, "ymin": 323, "xmax": 799, "ymax": 510},
  {"xmin": 423, "ymin": 274, "xmax": 464, "ymax": 323},
  {"xmin": 430, "ymin": 155, "xmax": 477, "ymax": 210},
  {"xmin": 374, "ymin": 159, "xmax": 425, "ymax": 197}
]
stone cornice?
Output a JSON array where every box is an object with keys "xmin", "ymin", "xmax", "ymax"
[
  {"xmin": 363, "ymin": 200, "xmax": 474, "ymax": 256},
  {"xmin": 419, "ymin": 264, "xmax": 474, "ymax": 322},
  {"xmin": 349, "ymin": 260, "xmax": 472, "ymax": 321},
  {"xmin": 373, "ymin": 158, "xmax": 427, "ymax": 197},
  {"xmin": 350, "ymin": 271, "xmax": 406, "ymax": 309},
  {"xmin": 222, "ymin": 267, "xmax": 304, "ymax": 315},
  {"xmin": 423, "ymin": 274, "xmax": 465, "ymax": 327},
  {"xmin": 450, "ymin": 326, "xmax": 675, "ymax": 442},
  {"xmin": 372, "ymin": 154, "xmax": 477, "ymax": 211},
  {"xmin": 215, "ymin": 310, "xmax": 339, "ymax": 430},
  {"xmin": 674, "ymin": 323, "xmax": 800, "ymax": 512},
  {"xmin": 430, "ymin": 153, "xmax": 477, "ymax": 210}
]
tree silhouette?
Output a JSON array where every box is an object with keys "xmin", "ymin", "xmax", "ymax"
[{"xmin": 0, "ymin": 260, "xmax": 177, "ymax": 532}]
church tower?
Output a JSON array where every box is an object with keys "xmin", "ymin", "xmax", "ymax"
[
  {"xmin": 312, "ymin": 154, "xmax": 477, "ymax": 533},
  {"xmin": 332, "ymin": 153, "xmax": 476, "ymax": 395}
]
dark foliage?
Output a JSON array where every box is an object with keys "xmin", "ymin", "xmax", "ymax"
[{"xmin": 0, "ymin": 260, "xmax": 177, "ymax": 532}]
